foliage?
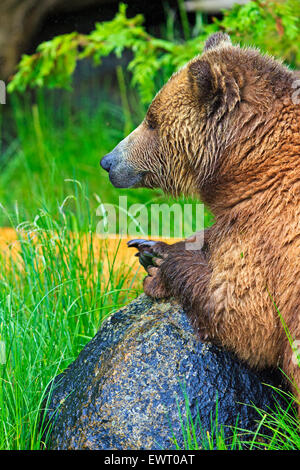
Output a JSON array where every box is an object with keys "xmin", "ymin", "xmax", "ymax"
[{"xmin": 7, "ymin": 1, "xmax": 300, "ymax": 104}]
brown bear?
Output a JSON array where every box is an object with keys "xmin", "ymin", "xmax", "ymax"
[{"xmin": 100, "ymin": 33, "xmax": 300, "ymax": 416}]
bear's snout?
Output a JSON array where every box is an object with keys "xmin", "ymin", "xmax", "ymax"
[{"xmin": 100, "ymin": 141, "xmax": 144, "ymax": 189}]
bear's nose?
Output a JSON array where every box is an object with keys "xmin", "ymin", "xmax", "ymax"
[{"xmin": 100, "ymin": 153, "xmax": 114, "ymax": 172}]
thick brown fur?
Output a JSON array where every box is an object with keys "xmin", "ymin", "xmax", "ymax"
[{"xmin": 100, "ymin": 34, "xmax": 300, "ymax": 416}]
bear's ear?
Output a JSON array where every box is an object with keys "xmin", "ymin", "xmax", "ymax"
[
  {"xmin": 203, "ymin": 32, "xmax": 231, "ymax": 52},
  {"xmin": 188, "ymin": 60, "xmax": 215, "ymax": 102}
]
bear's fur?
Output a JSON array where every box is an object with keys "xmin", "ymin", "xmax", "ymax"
[{"xmin": 100, "ymin": 33, "xmax": 300, "ymax": 415}]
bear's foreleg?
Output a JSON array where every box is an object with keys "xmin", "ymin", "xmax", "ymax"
[{"xmin": 127, "ymin": 234, "xmax": 213, "ymax": 339}]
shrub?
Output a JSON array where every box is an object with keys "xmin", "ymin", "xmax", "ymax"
[{"xmin": 7, "ymin": 1, "xmax": 300, "ymax": 105}]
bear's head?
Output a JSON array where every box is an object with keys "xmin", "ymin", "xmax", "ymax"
[{"xmin": 100, "ymin": 33, "xmax": 293, "ymax": 200}]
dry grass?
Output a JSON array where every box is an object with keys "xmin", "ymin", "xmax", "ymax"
[{"xmin": 0, "ymin": 227, "xmax": 180, "ymax": 289}]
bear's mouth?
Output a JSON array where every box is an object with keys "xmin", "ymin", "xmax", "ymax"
[{"xmin": 108, "ymin": 168, "xmax": 145, "ymax": 189}]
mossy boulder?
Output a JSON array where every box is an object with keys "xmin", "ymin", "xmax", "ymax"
[{"xmin": 42, "ymin": 295, "xmax": 286, "ymax": 450}]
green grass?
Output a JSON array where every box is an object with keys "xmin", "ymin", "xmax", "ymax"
[
  {"xmin": 170, "ymin": 384, "xmax": 300, "ymax": 450},
  {"xmin": 0, "ymin": 89, "xmax": 151, "ymax": 225},
  {"xmin": 0, "ymin": 187, "xmax": 143, "ymax": 449}
]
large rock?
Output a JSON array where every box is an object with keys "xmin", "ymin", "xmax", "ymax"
[{"xmin": 42, "ymin": 295, "xmax": 287, "ymax": 450}]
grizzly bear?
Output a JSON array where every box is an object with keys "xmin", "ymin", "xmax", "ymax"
[{"xmin": 100, "ymin": 33, "xmax": 300, "ymax": 416}]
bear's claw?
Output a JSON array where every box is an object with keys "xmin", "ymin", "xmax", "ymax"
[
  {"xmin": 127, "ymin": 239, "xmax": 157, "ymax": 249},
  {"xmin": 138, "ymin": 250, "xmax": 155, "ymax": 269},
  {"xmin": 127, "ymin": 239, "xmax": 166, "ymax": 271}
]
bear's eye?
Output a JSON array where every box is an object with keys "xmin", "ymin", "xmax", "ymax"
[
  {"xmin": 146, "ymin": 113, "xmax": 157, "ymax": 130},
  {"xmin": 148, "ymin": 121, "xmax": 156, "ymax": 130}
]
